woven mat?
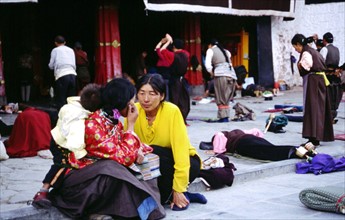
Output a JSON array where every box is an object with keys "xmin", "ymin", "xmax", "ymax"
[{"xmin": 299, "ymin": 186, "xmax": 345, "ymax": 214}]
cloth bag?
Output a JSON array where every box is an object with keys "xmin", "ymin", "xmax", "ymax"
[{"xmin": 265, "ymin": 114, "xmax": 288, "ymax": 133}]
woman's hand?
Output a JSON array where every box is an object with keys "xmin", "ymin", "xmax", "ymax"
[
  {"xmin": 126, "ymin": 103, "xmax": 138, "ymax": 131},
  {"xmin": 136, "ymin": 147, "xmax": 145, "ymax": 164},
  {"xmin": 170, "ymin": 190, "xmax": 189, "ymax": 209}
]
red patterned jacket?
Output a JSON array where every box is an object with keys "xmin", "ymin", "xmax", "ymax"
[{"xmin": 68, "ymin": 110, "xmax": 151, "ymax": 169}]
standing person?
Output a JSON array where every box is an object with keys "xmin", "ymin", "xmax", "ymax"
[
  {"xmin": 291, "ymin": 34, "xmax": 334, "ymax": 146},
  {"xmin": 48, "ymin": 35, "xmax": 77, "ymax": 111},
  {"xmin": 126, "ymin": 74, "xmax": 207, "ymax": 211},
  {"xmin": 166, "ymin": 35, "xmax": 191, "ymax": 124},
  {"xmin": 47, "ymin": 78, "xmax": 165, "ymax": 219},
  {"xmin": 319, "ymin": 32, "xmax": 342, "ymax": 122},
  {"xmin": 18, "ymin": 49, "xmax": 34, "ymax": 102},
  {"xmin": 315, "ymin": 39, "xmax": 324, "ymax": 52},
  {"xmin": 74, "ymin": 41, "xmax": 90, "ymax": 93},
  {"xmin": 205, "ymin": 39, "xmax": 237, "ymax": 123},
  {"xmin": 155, "ymin": 34, "xmax": 174, "ymax": 101},
  {"xmin": 132, "ymin": 50, "xmax": 148, "ymax": 82}
]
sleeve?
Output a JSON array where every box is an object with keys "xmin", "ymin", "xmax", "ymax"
[
  {"xmin": 170, "ymin": 108, "xmax": 191, "ymax": 192},
  {"xmin": 48, "ymin": 49, "xmax": 56, "ymax": 70},
  {"xmin": 161, "ymin": 49, "xmax": 175, "ymax": 65},
  {"xmin": 156, "ymin": 49, "xmax": 164, "ymax": 60},
  {"xmin": 319, "ymin": 47, "xmax": 328, "ymax": 60},
  {"xmin": 85, "ymin": 118, "xmax": 140, "ymax": 166},
  {"xmin": 299, "ymin": 51, "xmax": 313, "ymax": 71},
  {"xmin": 64, "ymin": 119, "xmax": 87, "ymax": 159},
  {"xmin": 205, "ymin": 49, "xmax": 214, "ymax": 73}
]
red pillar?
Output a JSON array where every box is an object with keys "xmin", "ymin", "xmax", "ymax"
[
  {"xmin": 94, "ymin": 0, "xmax": 122, "ymax": 85},
  {"xmin": 183, "ymin": 14, "xmax": 203, "ymax": 86},
  {"xmin": 0, "ymin": 33, "xmax": 6, "ymax": 100}
]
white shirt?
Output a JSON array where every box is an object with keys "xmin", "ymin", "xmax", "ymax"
[
  {"xmin": 48, "ymin": 45, "xmax": 77, "ymax": 80},
  {"xmin": 319, "ymin": 43, "xmax": 329, "ymax": 60},
  {"xmin": 300, "ymin": 51, "xmax": 313, "ymax": 71}
]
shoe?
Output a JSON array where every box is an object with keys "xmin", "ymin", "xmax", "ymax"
[
  {"xmin": 300, "ymin": 140, "xmax": 319, "ymax": 147},
  {"xmin": 184, "ymin": 192, "xmax": 207, "ymax": 204},
  {"xmin": 171, "ymin": 194, "xmax": 190, "ymax": 211},
  {"xmin": 273, "ymin": 129, "xmax": 286, "ymax": 133},
  {"xmin": 32, "ymin": 191, "xmax": 52, "ymax": 209},
  {"xmin": 311, "ymin": 140, "xmax": 320, "ymax": 146},
  {"xmin": 199, "ymin": 141, "xmax": 213, "ymax": 150},
  {"xmin": 218, "ymin": 118, "xmax": 229, "ymax": 123}
]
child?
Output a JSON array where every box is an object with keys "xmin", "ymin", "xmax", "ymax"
[{"xmin": 31, "ymin": 83, "xmax": 102, "ymax": 208}]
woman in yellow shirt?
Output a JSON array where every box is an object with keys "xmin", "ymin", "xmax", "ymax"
[{"xmin": 126, "ymin": 73, "xmax": 207, "ymax": 211}]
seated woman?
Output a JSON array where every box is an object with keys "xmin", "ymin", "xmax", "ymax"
[
  {"xmin": 49, "ymin": 78, "xmax": 165, "ymax": 220},
  {"xmin": 126, "ymin": 73, "xmax": 207, "ymax": 211},
  {"xmin": 200, "ymin": 129, "xmax": 316, "ymax": 161}
]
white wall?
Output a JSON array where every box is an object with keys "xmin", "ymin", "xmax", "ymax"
[{"xmin": 271, "ymin": 1, "xmax": 345, "ymax": 86}]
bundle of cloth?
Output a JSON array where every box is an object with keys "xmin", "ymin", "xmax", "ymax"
[{"xmin": 299, "ymin": 186, "xmax": 345, "ymax": 215}]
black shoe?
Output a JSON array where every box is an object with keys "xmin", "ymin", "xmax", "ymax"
[
  {"xmin": 311, "ymin": 140, "xmax": 320, "ymax": 146},
  {"xmin": 274, "ymin": 129, "xmax": 286, "ymax": 133},
  {"xmin": 199, "ymin": 141, "xmax": 213, "ymax": 150}
]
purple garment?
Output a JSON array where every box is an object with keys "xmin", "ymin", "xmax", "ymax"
[{"xmin": 296, "ymin": 154, "xmax": 345, "ymax": 175}]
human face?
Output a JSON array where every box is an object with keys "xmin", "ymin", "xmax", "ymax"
[
  {"xmin": 293, "ymin": 43, "xmax": 303, "ymax": 53},
  {"xmin": 119, "ymin": 96, "xmax": 135, "ymax": 117},
  {"xmin": 137, "ymin": 84, "xmax": 164, "ymax": 113}
]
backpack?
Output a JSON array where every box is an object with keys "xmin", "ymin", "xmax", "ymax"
[
  {"xmin": 170, "ymin": 52, "xmax": 189, "ymax": 77},
  {"xmin": 265, "ymin": 114, "xmax": 288, "ymax": 133}
]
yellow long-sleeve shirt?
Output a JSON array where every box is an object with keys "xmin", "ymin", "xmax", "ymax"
[{"xmin": 125, "ymin": 102, "xmax": 198, "ymax": 193}]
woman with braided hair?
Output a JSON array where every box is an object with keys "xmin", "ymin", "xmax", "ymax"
[
  {"xmin": 291, "ymin": 34, "xmax": 334, "ymax": 147},
  {"xmin": 205, "ymin": 39, "xmax": 237, "ymax": 122}
]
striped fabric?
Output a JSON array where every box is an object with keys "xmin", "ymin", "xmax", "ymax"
[{"xmin": 129, "ymin": 153, "xmax": 161, "ymax": 181}]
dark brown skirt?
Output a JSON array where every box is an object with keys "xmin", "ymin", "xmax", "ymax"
[
  {"xmin": 50, "ymin": 160, "xmax": 166, "ymax": 220},
  {"xmin": 303, "ymin": 74, "xmax": 334, "ymax": 142}
]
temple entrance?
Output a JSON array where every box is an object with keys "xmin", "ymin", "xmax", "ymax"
[{"xmin": 0, "ymin": 0, "xmax": 259, "ymax": 103}]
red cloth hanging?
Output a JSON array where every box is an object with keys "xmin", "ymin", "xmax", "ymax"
[
  {"xmin": 6, "ymin": 108, "xmax": 51, "ymax": 158},
  {"xmin": 94, "ymin": 0, "xmax": 122, "ymax": 85},
  {"xmin": 183, "ymin": 14, "xmax": 203, "ymax": 86},
  {"xmin": 0, "ymin": 33, "xmax": 5, "ymax": 97}
]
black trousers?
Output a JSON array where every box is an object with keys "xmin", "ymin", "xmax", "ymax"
[
  {"xmin": 326, "ymin": 76, "xmax": 343, "ymax": 119},
  {"xmin": 169, "ymin": 77, "xmax": 190, "ymax": 124},
  {"xmin": 151, "ymin": 145, "xmax": 200, "ymax": 204},
  {"xmin": 235, "ymin": 135, "xmax": 298, "ymax": 161},
  {"xmin": 54, "ymin": 74, "xmax": 77, "ymax": 111},
  {"xmin": 42, "ymin": 138, "xmax": 67, "ymax": 188}
]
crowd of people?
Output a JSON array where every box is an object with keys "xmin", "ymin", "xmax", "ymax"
[{"xmin": 1, "ymin": 31, "xmax": 343, "ymax": 219}]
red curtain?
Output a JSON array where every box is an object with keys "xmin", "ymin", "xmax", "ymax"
[
  {"xmin": 183, "ymin": 14, "xmax": 203, "ymax": 86},
  {"xmin": 0, "ymin": 33, "xmax": 6, "ymax": 98},
  {"xmin": 94, "ymin": 0, "xmax": 122, "ymax": 85}
]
